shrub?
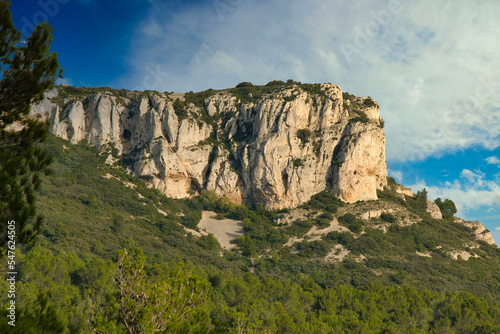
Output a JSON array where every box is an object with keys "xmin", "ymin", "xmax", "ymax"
[
  {"xmin": 301, "ymin": 191, "xmax": 344, "ymax": 213},
  {"xmin": 235, "ymin": 82, "xmax": 254, "ymax": 88},
  {"xmin": 296, "ymin": 129, "xmax": 311, "ymax": 146},
  {"xmin": 381, "ymin": 213, "xmax": 396, "ymax": 224},
  {"xmin": 265, "ymin": 80, "xmax": 285, "ymax": 86},
  {"xmin": 363, "ymin": 97, "xmax": 377, "ymax": 108},
  {"xmin": 173, "ymin": 98, "xmax": 188, "ymax": 120},
  {"xmin": 324, "ymin": 231, "xmax": 355, "ymax": 246},
  {"xmin": 348, "ymin": 113, "xmax": 369, "ymax": 124},
  {"xmin": 297, "ymin": 240, "xmax": 330, "ymax": 258},
  {"xmin": 315, "ymin": 212, "xmax": 333, "ymax": 229},
  {"xmin": 197, "ymin": 234, "xmax": 221, "ymax": 250},
  {"xmin": 338, "ymin": 213, "xmax": 363, "ymax": 233},
  {"xmin": 338, "ymin": 213, "xmax": 356, "ymax": 225}
]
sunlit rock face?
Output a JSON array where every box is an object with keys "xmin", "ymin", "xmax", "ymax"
[{"xmin": 32, "ymin": 83, "xmax": 388, "ymax": 210}]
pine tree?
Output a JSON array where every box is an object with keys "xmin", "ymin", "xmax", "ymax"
[{"xmin": 0, "ymin": 0, "xmax": 62, "ymax": 256}]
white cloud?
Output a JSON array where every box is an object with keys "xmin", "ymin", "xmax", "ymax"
[
  {"xmin": 409, "ymin": 168, "xmax": 500, "ymax": 218},
  {"xmin": 116, "ymin": 0, "xmax": 500, "ymax": 163},
  {"xmin": 495, "ymin": 227, "xmax": 500, "ymax": 231},
  {"xmin": 141, "ymin": 20, "xmax": 163, "ymax": 37},
  {"xmin": 460, "ymin": 169, "xmax": 486, "ymax": 187},
  {"xmin": 486, "ymin": 156, "xmax": 500, "ymax": 166},
  {"xmin": 388, "ymin": 169, "xmax": 403, "ymax": 182}
]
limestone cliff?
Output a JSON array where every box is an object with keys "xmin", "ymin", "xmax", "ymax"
[{"xmin": 31, "ymin": 82, "xmax": 388, "ymax": 209}]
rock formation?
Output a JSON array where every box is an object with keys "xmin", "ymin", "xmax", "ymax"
[
  {"xmin": 426, "ymin": 201, "xmax": 443, "ymax": 220},
  {"xmin": 454, "ymin": 218, "xmax": 496, "ymax": 245},
  {"xmin": 31, "ymin": 83, "xmax": 388, "ymax": 209}
]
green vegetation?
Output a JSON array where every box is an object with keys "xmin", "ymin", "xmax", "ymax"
[
  {"xmin": 435, "ymin": 198, "xmax": 458, "ymax": 220},
  {"xmin": 300, "ymin": 191, "xmax": 345, "ymax": 213},
  {"xmin": 265, "ymin": 80, "xmax": 286, "ymax": 86},
  {"xmin": 0, "ymin": 1, "xmax": 62, "ymax": 256},
  {"xmin": 235, "ymin": 82, "xmax": 254, "ymax": 88},
  {"xmin": 1, "ymin": 134, "xmax": 500, "ymax": 332},
  {"xmin": 363, "ymin": 97, "xmax": 377, "ymax": 108},
  {"xmin": 338, "ymin": 213, "xmax": 364, "ymax": 233},
  {"xmin": 343, "ymin": 92, "xmax": 377, "ymax": 125},
  {"xmin": 173, "ymin": 98, "xmax": 189, "ymax": 120},
  {"xmin": 184, "ymin": 89, "xmax": 217, "ymax": 109},
  {"xmin": 292, "ymin": 158, "xmax": 304, "ymax": 167},
  {"xmin": 296, "ymin": 129, "xmax": 311, "ymax": 146},
  {"xmin": 381, "ymin": 212, "xmax": 397, "ymax": 224},
  {"xmin": 228, "ymin": 83, "xmax": 282, "ymax": 104},
  {"xmin": 89, "ymin": 248, "xmax": 210, "ymax": 333}
]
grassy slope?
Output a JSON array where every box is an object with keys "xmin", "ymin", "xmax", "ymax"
[
  {"xmin": 1, "ymin": 134, "xmax": 500, "ymax": 333},
  {"xmin": 33, "ymin": 134, "xmax": 500, "ymax": 300}
]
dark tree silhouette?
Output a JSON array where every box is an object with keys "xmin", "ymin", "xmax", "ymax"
[{"xmin": 0, "ymin": 0, "xmax": 62, "ymax": 256}]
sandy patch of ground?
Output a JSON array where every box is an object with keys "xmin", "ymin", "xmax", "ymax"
[
  {"xmin": 416, "ymin": 251, "xmax": 432, "ymax": 258},
  {"xmin": 356, "ymin": 254, "xmax": 366, "ymax": 262},
  {"xmin": 102, "ymin": 173, "xmax": 136, "ymax": 188},
  {"xmin": 448, "ymin": 250, "xmax": 480, "ymax": 261},
  {"xmin": 306, "ymin": 219, "xmax": 350, "ymax": 236},
  {"xmin": 285, "ymin": 219, "xmax": 351, "ymax": 247},
  {"xmin": 198, "ymin": 211, "xmax": 243, "ymax": 250},
  {"xmin": 277, "ymin": 208, "xmax": 309, "ymax": 225},
  {"xmin": 185, "ymin": 227, "xmax": 204, "ymax": 237},
  {"xmin": 157, "ymin": 208, "xmax": 167, "ymax": 216},
  {"xmin": 325, "ymin": 245, "xmax": 350, "ymax": 262},
  {"xmin": 285, "ymin": 236, "xmax": 304, "ymax": 247}
]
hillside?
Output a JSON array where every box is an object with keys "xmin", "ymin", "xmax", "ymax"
[
  {"xmin": 32, "ymin": 134, "xmax": 499, "ymax": 293},
  {"xmin": 0, "ymin": 132, "xmax": 499, "ymax": 332},
  {"xmin": 1, "ymin": 82, "xmax": 499, "ymax": 333}
]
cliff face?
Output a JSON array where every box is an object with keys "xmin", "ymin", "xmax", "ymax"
[{"xmin": 31, "ymin": 83, "xmax": 388, "ymax": 209}]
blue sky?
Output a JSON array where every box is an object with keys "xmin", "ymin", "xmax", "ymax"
[{"xmin": 13, "ymin": 0, "xmax": 500, "ymax": 244}]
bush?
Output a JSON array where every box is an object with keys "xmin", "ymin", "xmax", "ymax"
[
  {"xmin": 380, "ymin": 213, "xmax": 396, "ymax": 224},
  {"xmin": 301, "ymin": 191, "xmax": 344, "ymax": 213},
  {"xmin": 363, "ymin": 97, "xmax": 377, "ymax": 108},
  {"xmin": 297, "ymin": 129, "xmax": 311, "ymax": 146},
  {"xmin": 197, "ymin": 234, "xmax": 221, "ymax": 250},
  {"xmin": 338, "ymin": 213, "xmax": 356, "ymax": 225},
  {"xmin": 338, "ymin": 213, "xmax": 363, "ymax": 233},
  {"xmin": 287, "ymin": 219, "xmax": 314, "ymax": 237},
  {"xmin": 265, "ymin": 80, "xmax": 285, "ymax": 86},
  {"xmin": 315, "ymin": 212, "xmax": 333, "ymax": 229},
  {"xmin": 324, "ymin": 231, "xmax": 355, "ymax": 246},
  {"xmin": 173, "ymin": 98, "xmax": 188, "ymax": 120},
  {"xmin": 297, "ymin": 240, "xmax": 330, "ymax": 258},
  {"xmin": 235, "ymin": 82, "xmax": 254, "ymax": 88}
]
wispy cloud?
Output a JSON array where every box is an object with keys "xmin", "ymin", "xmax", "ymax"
[
  {"xmin": 486, "ymin": 156, "xmax": 500, "ymax": 166},
  {"xmin": 115, "ymin": 0, "xmax": 500, "ymax": 163},
  {"xmin": 388, "ymin": 169, "xmax": 403, "ymax": 182}
]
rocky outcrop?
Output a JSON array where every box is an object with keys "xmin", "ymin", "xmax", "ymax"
[
  {"xmin": 31, "ymin": 83, "xmax": 388, "ymax": 209},
  {"xmin": 454, "ymin": 218, "xmax": 496, "ymax": 245},
  {"xmin": 395, "ymin": 184, "xmax": 413, "ymax": 198},
  {"xmin": 426, "ymin": 201, "xmax": 442, "ymax": 219}
]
